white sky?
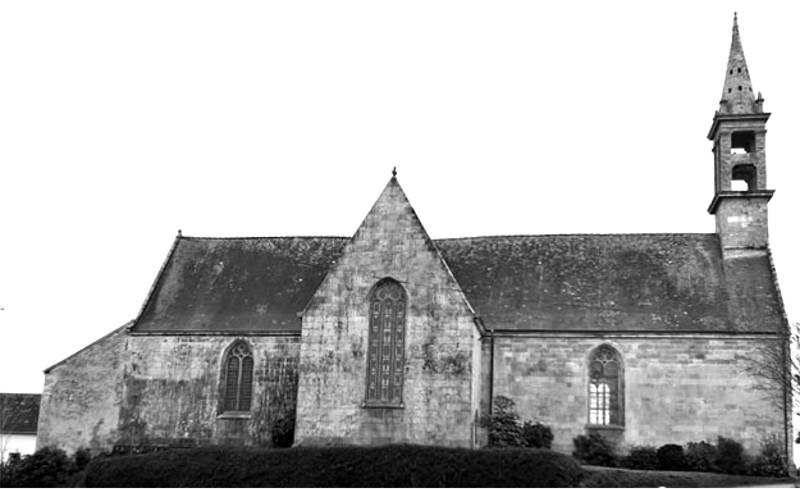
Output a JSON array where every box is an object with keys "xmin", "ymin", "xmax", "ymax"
[{"xmin": 1, "ymin": 1, "xmax": 798, "ymax": 402}]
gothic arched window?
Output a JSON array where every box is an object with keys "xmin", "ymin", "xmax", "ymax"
[
  {"xmin": 365, "ymin": 279, "xmax": 406, "ymax": 407},
  {"xmin": 222, "ymin": 341, "xmax": 254, "ymax": 413},
  {"xmin": 588, "ymin": 345, "xmax": 623, "ymax": 426}
]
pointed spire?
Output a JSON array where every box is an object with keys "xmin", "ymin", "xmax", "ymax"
[{"xmin": 719, "ymin": 12, "xmax": 759, "ymax": 114}]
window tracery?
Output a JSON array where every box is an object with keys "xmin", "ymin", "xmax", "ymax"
[
  {"xmin": 365, "ymin": 279, "xmax": 406, "ymax": 407},
  {"xmin": 588, "ymin": 345, "xmax": 623, "ymax": 426},
  {"xmin": 223, "ymin": 341, "xmax": 254, "ymax": 412}
]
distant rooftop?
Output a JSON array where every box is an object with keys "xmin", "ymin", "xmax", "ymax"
[{"xmin": 0, "ymin": 393, "xmax": 41, "ymax": 434}]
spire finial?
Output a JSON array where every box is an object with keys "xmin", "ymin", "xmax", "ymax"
[
  {"xmin": 392, "ymin": 166, "xmax": 397, "ymax": 178},
  {"xmin": 719, "ymin": 12, "xmax": 756, "ymax": 114}
]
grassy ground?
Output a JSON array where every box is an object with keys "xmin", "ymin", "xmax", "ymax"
[{"xmin": 582, "ymin": 464, "xmax": 797, "ymax": 487}]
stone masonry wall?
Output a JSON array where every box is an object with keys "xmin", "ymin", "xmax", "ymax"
[
  {"xmin": 118, "ymin": 335, "xmax": 300, "ymax": 449},
  {"xmin": 715, "ymin": 198, "xmax": 771, "ymax": 249},
  {"xmin": 295, "ymin": 180, "xmax": 479, "ymax": 447},
  {"xmin": 493, "ymin": 334, "xmax": 787, "ymax": 455},
  {"xmin": 38, "ymin": 326, "xmax": 127, "ymax": 454}
]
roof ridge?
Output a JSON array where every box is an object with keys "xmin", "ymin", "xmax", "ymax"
[
  {"xmin": 180, "ymin": 235, "xmax": 350, "ymax": 241},
  {"xmin": 179, "ymin": 233, "xmax": 717, "ymax": 242},
  {"xmin": 434, "ymin": 232, "xmax": 717, "ymax": 241}
]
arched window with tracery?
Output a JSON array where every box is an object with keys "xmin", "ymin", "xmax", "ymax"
[
  {"xmin": 222, "ymin": 340, "xmax": 254, "ymax": 413},
  {"xmin": 588, "ymin": 345, "xmax": 623, "ymax": 426},
  {"xmin": 365, "ymin": 279, "xmax": 406, "ymax": 407}
]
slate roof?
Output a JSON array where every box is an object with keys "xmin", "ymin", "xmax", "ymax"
[
  {"xmin": 436, "ymin": 234, "xmax": 784, "ymax": 333},
  {"xmin": 134, "ymin": 237, "xmax": 348, "ymax": 333},
  {"xmin": 130, "ymin": 233, "xmax": 786, "ymax": 334},
  {"xmin": 0, "ymin": 393, "xmax": 41, "ymax": 434}
]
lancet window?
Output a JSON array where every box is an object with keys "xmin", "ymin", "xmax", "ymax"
[
  {"xmin": 588, "ymin": 345, "xmax": 623, "ymax": 426},
  {"xmin": 365, "ymin": 279, "xmax": 406, "ymax": 407},
  {"xmin": 222, "ymin": 340, "xmax": 254, "ymax": 412}
]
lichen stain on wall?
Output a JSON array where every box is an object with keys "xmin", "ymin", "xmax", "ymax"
[{"xmin": 116, "ymin": 336, "xmax": 300, "ymax": 449}]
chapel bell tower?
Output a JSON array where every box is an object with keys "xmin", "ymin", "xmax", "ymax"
[{"xmin": 708, "ymin": 13, "xmax": 774, "ymax": 251}]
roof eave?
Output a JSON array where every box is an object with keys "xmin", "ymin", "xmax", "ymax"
[
  {"xmin": 129, "ymin": 231, "xmax": 184, "ymax": 331},
  {"xmin": 43, "ymin": 321, "xmax": 132, "ymax": 374}
]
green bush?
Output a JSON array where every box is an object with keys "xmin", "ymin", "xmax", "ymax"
[
  {"xmin": 620, "ymin": 445, "xmax": 659, "ymax": 471},
  {"xmin": 685, "ymin": 441, "xmax": 718, "ymax": 472},
  {"xmin": 572, "ymin": 433, "xmax": 617, "ymax": 467},
  {"xmin": 0, "ymin": 446, "xmax": 85, "ymax": 488},
  {"xmin": 749, "ymin": 435, "xmax": 789, "ymax": 477},
  {"xmin": 521, "ymin": 421, "xmax": 554, "ymax": 449},
  {"xmin": 480, "ymin": 396, "xmax": 555, "ymax": 450},
  {"xmin": 84, "ymin": 444, "xmax": 584, "ymax": 487},
  {"xmin": 271, "ymin": 417, "xmax": 295, "ymax": 448},
  {"xmin": 482, "ymin": 395, "xmax": 525, "ymax": 447},
  {"xmin": 73, "ymin": 447, "xmax": 93, "ymax": 470},
  {"xmin": 656, "ymin": 443, "xmax": 687, "ymax": 471},
  {"xmin": 715, "ymin": 436, "xmax": 746, "ymax": 475}
]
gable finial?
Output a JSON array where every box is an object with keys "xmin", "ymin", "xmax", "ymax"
[
  {"xmin": 178, "ymin": 229, "xmax": 182, "ymax": 237},
  {"xmin": 392, "ymin": 166, "xmax": 397, "ymax": 178}
]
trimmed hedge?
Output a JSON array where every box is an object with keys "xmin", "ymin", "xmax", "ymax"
[
  {"xmin": 656, "ymin": 444, "xmax": 687, "ymax": 471},
  {"xmin": 620, "ymin": 446, "xmax": 658, "ymax": 471},
  {"xmin": 84, "ymin": 444, "xmax": 583, "ymax": 487},
  {"xmin": 572, "ymin": 434, "xmax": 617, "ymax": 467},
  {"xmin": 582, "ymin": 465, "xmax": 795, "ymax": 488}
]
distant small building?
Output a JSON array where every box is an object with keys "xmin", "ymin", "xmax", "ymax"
[{"xmin": 0, "ymin": 393, "xmax": 41, "ymax": 462}]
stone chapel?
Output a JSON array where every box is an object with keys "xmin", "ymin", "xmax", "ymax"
[{"xmin": 37, "ymin": 16, "xmax": 792, "ymax": 460}]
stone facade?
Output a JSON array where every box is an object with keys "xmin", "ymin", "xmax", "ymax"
[
  {"xmin": 492, "ymin": 334, "xmax": 787, "ymax": 454},
  {"xmin": 39, "ymin": 327, "xmax": 300, "ymax": 452},
  {"xmin": 38, "ymin": 325, "xmax": 127, "ymax": 453},
  {"xmin": 295, "ymin": 179, "xmax": 479, "ymax": 447},
  {"xmin": 117, "ymin": 335, "xmax": 300, "ymax": 449}
]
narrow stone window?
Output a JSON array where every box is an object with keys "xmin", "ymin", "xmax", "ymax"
[
  {"xmin": 365, "ymin": 279, "xmax": 406, "ymax": 407},
  {"xmin": 222, "ymin": 340, "xmax": 254, "ymax": 412},
  {"xmin": 588, "ymin": 345, "xmax": 623, "ymax": 426}
]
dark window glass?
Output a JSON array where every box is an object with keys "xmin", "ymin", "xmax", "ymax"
[
  {"xmin": 365, "ymin": 280, "xmax": 406, "ymax": 406},
  {"xmin": 223, "ymin": 341, "xmax": 253, "ymax": 412}
]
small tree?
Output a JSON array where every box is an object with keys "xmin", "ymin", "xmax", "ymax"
[
  {"xmin": 750, "ymin": 434, "xmax": 789, "ymax": 477},
  {"xmin": 743, "ymin": 321, "xmax": 799, "ymax": 447},
  {"xmin": 481, "ymin": 396, "xmax": 524, "ymax": 447}
]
